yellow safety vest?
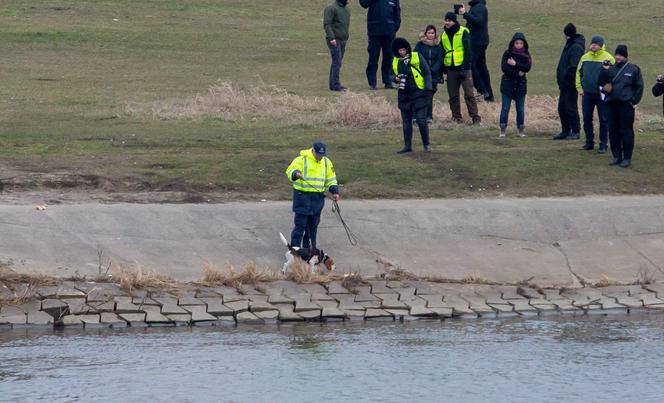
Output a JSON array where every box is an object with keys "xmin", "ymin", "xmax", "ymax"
[
  {"xmin": 441, "ymin": 26, "xmax": 469, "ymax": 67},
  {"xmin": 392, "ymin": 52, "xmax": 425, "ymax": 90},
  {"xmin": 286, "ymin": 149, "xmax": 338, "ymax": 193}
]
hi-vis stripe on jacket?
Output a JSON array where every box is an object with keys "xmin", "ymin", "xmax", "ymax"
[
  {"xmin": 286, "ymin": 149, "xmax": 338, "ymax": 193},
  {"xmin": 576, "ymin": 45, "xmax": 615, "ymax": 94}
]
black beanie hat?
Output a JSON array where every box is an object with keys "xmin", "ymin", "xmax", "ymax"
[
  {"xmin": 615, "ymin": 44, "xmax": 628, "ymax": 58},
  {"xmin": 444, "ymin": 12, "xmax": 457, "ymax": 22},
  {"xmin": 564, "ymin": 23, "xmax": 576, "ymax": 37}
]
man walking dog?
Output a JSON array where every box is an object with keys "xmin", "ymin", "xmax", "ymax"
[{"xmin": 286, "ymin": 142, "xmax": 340, "ymax": 250}]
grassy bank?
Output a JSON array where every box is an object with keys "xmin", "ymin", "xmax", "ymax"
[{"xmin": 1, "ymin": 0, "xmax": 663, "ymax": 201}]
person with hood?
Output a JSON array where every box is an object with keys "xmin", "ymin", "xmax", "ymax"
[
  {"xmin": 392, "ymin": 37, "xmax": 433, "ymax": 153},
  {"xmin": 458, "ymin": 0, "xmax": 494, "ymax": 102},
  {"xmin": 653, "ymin": 74, "xmax": 664, "ymax": 115},
  {"xmin": 598, "ymin": 45, "xmax": 644, "ymax": 168},
  {"xmin": 441, "ymin": 12, "xmax": 481, "ymax": 125},
  {"xmin": 576, "ymin": 35, "xmax": 615, "ymax": 153},
  {"xmin": 414, "ymin": 24, "xmax": 443, "ymax": 123},
  {"xmin": 554, "ymin": 23, "xmax": 585, "ymax": 140},
  {"xmin": 286, "ymin": 142, "xmax": 340, "ymax": 250},
  {"xmin": 323, "ymin": 0, "xmax": 351, "ymax": 92},
  {"xmin": 498, "ymin": 32, "xmax": 532, "ymax": 138},
  {"xmin": 359, "ymin": 0, "xmax": 401, "ymax": 90}
]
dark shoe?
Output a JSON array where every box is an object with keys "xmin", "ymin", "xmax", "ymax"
[
  {"xmin": 424, "ymin": 145, "xmax": 431, "ymax": 152},
  {"xmin": 484, "ymin": 93, "xmax": 494, "ymax": 102},
  {"xmin": 567, "ymin": 132, "xmax": 580, "ymax": 140},
  {"xmin": 384, "ymin": 83, "xmax": 395, "ymax": 89},
  {"xmin": 331, "ymin": 86, "xmax": 347, "ymax": 92},
  {"xmin": 609, "ymin": 158, "xmax": 622, "ymax": 166},
  {"xmin": 619, "ymin": 159, "xmax": 631, "ymax": 168},
  {"xmin": 427, "ymin": 118, "xmax": 433, "ymax": 124},
  {"xmin": 369, "ymin": 85, "xmax": 377, "ymax": 90},
  {"xmin": 396, "ymin": 147, "xmax": 412, "ymax": 154},
  {"xmin": 552, "ymin": 132, "xmax": 569, "ymax": 140},
  {"xmin": 581, "ymin": 143, "xmax": 594, "ymax": 150},
  {"xmin": 597, "ymin": 146, "xmax": 607, "ymax": 154},
  {"xmin": 472, "ymin": 118, "xmax": 482, "ymax": 125}
]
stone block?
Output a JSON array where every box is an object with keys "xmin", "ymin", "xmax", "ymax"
[
  {"xmin": 178, "ymin": 296, "xmax": 205, "ymax": 306},
  {"xmin": 359, "ymin": 300, "xmax": 381, "ymax": 309},
  {"xmin": 142, "ymin": 306, "xmax": 172, "ymax": 324},
  {"xmin": 36, "ymin": 283, "xmax": 85, "ymax": 299},
  {"xmin": 516, "ymin": 286, "xmax": 543, "ymax": 299},
  {"xmin": 200, "ymin": 298, "xmax": 234, "ymax": 317},
  {"xmin": 41, "ymin": 299, "xmax": 69, "ymax": 318},
  {"xmin": 267, "ymin": 294, "xmax": 293, "ymax": 304},
  {"xmin": 310, "ymin": 293, "xmax": 334, "ymax": 301},
  {"xmin": 249, "ymin": 300, "xmax": 278, "ymax": 312},
  {"xmin": 487, "ymin": 303, "xmax": 513, "ymax": 313},
  {"xmin": 365, "ymin": 308, "xmax": 393, "ymax": 320},
  {"xmin": 299, "ymin": 283, "xmax": 328, "ymax": 295},
  {"xmin": 541, "ymin": 288, "xmax": 562, "ymax": 299},
  {"xmin": 195, "ymin": 288, "xmax": 223, "ymax": 299},
  {"xmin": 114, "ymin": 297, "xmax": 144, "ymax": 313},
  {"xmin": 293, "ymin": 299, "xmax": 320, "ymax": 312},
  {"xmin": 61, "ymin": 315, "xmax": 83, "ymax": 327},
  {"xmin": 183, "ymin": 306, "xmax": 217, "ymax": 322},
  {"xmin": 118, "ymin": 313, "xmax": 146, "ymax": 323},
  {"xmin": 409, "ymin": 306, "xmax": 436, "ymax": 317},
  {"xmin": 247, "ymin": 295, "xmax": 269, "ymax": 303},
  {"xmin": 326, "ymin": 281, "xmax": 351, "ymax": 294},
  {"xmin": 79, "ymin": 314, "xmax": 103, "ymax": 327},
  {"xmin": 274, "ymin": 304, "xmax": 303, "ymax": 321},
  {"xmin": 166, "ymin": 314, "xmax": 192, "ymax": 324},
  {"xmin": 27, "ymin": 311, "xmax": 54, "ymax": 326},
  {"xmin": 548, "ymin": 299, "xmax": 580, "ymax": 311},
  {"xmin": 342, "ymin": 309, "xmax": 366, "ymax": 320},
  {"xmin": 321, "ymin": 307, "xmax": 345, "ymax": 319},
  {"xmin": 375, "ymin": 294, "xmax": 407, "ymax": 309},
  {"xmin": 428, "ymin": 307, "xmax": 454, "ymax": 317},
  {"xmin": 1, "ymin": 314, "xmax": 26, "ymax": 325},
  {"xmin": 639, "ymin": 293, "xmax": 664, "ymax": 306},
  {"xmin": 225, "ymin": 300, "xmax": 249, "ymax": 314},
  {"xmin": 236, "ymin": 312, "xmax": 263, "ymax": 324},
  {"xmin": 509, "ymin": 300, "xmax": 537, "ymax": 313},
  {"xmin": 100, "ymin": 312, "xmax": 127, "ymax": 327},
  {"xmin": 368, "ymin": 281, "xmax": 395, "ymax": 294},
  {"xmin": 385, "ymin": 309, "xmax": 411, "ymax": 320},
  {"xmin": 615, "ymin": 296, "xmax": 644, "ymax": 309},
  {"xmin": 254, "ymin": 310, "xmax": 279, "ymax": 321},
  {"xmin": 88, "ymin": 300, "xmax": 115, "ymax": 312},
  {"xmin": 61, "ymin": 298, "xmax": 96, "ymax": 315},
  {"xmin": 298, "ymin": 310, "xmax": 321, "ymax": 320},
  {"xmin": 161, "ymin": 304, "xmax": 188, "ymax": 315}
]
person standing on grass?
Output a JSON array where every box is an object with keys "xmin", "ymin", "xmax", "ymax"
[
  {"xmin": 458, "ymin": 0, "xmax": 494, "ymax": 102},
  {"xmin": 392, "ymin": 37, "xmax": 433, "ymax": 154},
  {"xmin": 653, "ymin": 74, "xmax": 664, "ymax": 115},
  {"xmin": 324, "ymin": 0, "xmax": 351, "ymax": 92},
  {"xmin": 441, "ymin": 12, "xmax": 481, "ymax": 125},
  {"xmin": 498, "ymin": 32, "xmax": 531, "ymax": 138},
  {"xmin": 359, "ymin": 0, "xmax": 401, "ymax": 90},
  {"xmin": 554, "ymin": 23, "xmax": 585, "ymax": 140},
  {"xmin": 286, "ymin": 142, "xmax": 340, "ymax": 249},
  {"xmin": 599, "ymin": 45, "xmax": 644, "ymax": 168},
  {"xmin": 414, "ymin": 24, "xmax": 443, "ymax": 124},
  {"xmin": 576, "ymin": 35, "xmax": 614, "ymax": 153}
]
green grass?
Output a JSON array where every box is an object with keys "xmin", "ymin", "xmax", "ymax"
[{"xmin": 0, "ymin": 0, "xmax": 663, "ymax": 200}]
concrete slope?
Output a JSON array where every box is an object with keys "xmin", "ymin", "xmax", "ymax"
[{"xmin": 1, "ymin": 196, "xmax": 664, "ymax": 286}]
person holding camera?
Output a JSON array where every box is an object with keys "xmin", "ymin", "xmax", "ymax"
[
  {"xmin": 414, "ymin": 24, "xmax": 444, "ymax": 123},
  {"xmin": 392, "ymin": 37, "xmax": 433, "ymax": 153},
  {"xmin": 323, "ymin": 0, "xmax": 351, "ymax": 92},
  {"xmin": 576, "ymin": 35, "xmax": 614, "ymax": 153},
  {"xmin": 457, "ymin": 1, "xmax": 494, "ymax": 102},
  {"xmin": 598, "ymin": 45, "xmax": 643, "ymax": 168},
  {"xmin": 441, "ymin": 12, "xmax": 481, "ymax": 125},
  {"xmin": 653, "ymin": 74, "xmax": 664, "ymax": 115},
  {"xmin": 359, "ymin": 0, "xmax": 401, "ymax": 90},
  {"xmin": 499, "ymin": 32, "xmax": 532, "ymax": 138},
  {"xmin": 554, "ymin": 23, "xmax": 585, "ymax": 140}
]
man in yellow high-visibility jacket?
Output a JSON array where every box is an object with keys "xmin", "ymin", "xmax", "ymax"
[{"xmin": 285, "ymin": 142, "xmax": 340, "ymax": 250}]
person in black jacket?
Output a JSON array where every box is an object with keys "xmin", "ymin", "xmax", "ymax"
[
  {"xmin": 392, "ymin": 37, "xmax": 433, "ymax": 153},
  {"xmin": 414, "ymin": 24, "xmax": 443, "ymax": 123},
  {"xmin": 554, "ymin": 23, "xmax": 585, "ymax": 140},
  {"xmin": 499, "ymin": 32, "xmax": 532, "ymax": 138},
  {"xmin": 459, "ymin": 0, "xmax": 494, "ymax": 102},
  {"xmin": 599, "ymin": 45, "xmax": 644, "ymax": 168},
  {"xmin": 359, "ymin": 0, "xmax": 401, "ymax": 90},
  {"xmin": 654, "ymin": 74, "xmax": 664, "ymax": 115}
]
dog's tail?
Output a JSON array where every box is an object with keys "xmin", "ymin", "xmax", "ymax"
[{"xmin": 279, "ymin": 232, "xmax": 291, "ymax": 248}]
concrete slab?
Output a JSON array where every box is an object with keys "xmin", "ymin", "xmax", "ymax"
[{"xmin": 27, "ymin": 311, "xmax": 54, "ymax": 326}]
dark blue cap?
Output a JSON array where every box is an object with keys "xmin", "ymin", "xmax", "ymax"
[{"xmin": 313, "ymin": 141, "xmax": 326, "ymax": 156}]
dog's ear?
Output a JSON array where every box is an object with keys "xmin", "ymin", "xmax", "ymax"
[{"xmin": 324, "ymin": 257, "xmax": 335, "ymax": 271}]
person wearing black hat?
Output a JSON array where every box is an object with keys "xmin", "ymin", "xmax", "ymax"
[
  {"xmin": 458, "ymin": 1, "xmax": 494, "ymax": 102},
  {"xmin": 360, "ymin": 0, "xmax": 401, "ymax": 90},
  {"xmin": 598, "ymin": 45, "xmax": 644, "ymax": 168},
  {"xmin": 553, "ymin": 23, "xmax": 585, "ymax": 140},
  {"xmin": 441, "ymin": 12, "xmax": 481, "ymax": 124},
  {"xmin": 285, "ymin": 142, "xmax": 340, "ymax": 249},
  {"xmin": 391, "ymin": 37, "xmax": 433, "ymax": 153},
  {"xmin": 653, "ymin": 74, "xmax": 664, "ymax": 116}
]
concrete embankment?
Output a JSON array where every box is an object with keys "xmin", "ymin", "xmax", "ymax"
[{"xmin": 1, "ymin": 196, "xmax": 664, "ymax": 286}]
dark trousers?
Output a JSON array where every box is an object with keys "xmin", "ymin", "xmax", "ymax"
[
  {"xmin": 558, "ymin": 87, "xmax": 581, "ymax": 133},
  {"xmin": 327, "ymin": 40, "xmax": 347, "ymax": 91},
  {"xmin": 291, "ymin": 213, "xmax": 321, "ymax": 250},
  {"xmin": 471, "ymin": 45, "xmax": 493, "ymax": 97},
  {"xmin": 400, "ymin": 98, "xmax": 430, "ymax": 150},
  {"xmin": 582, "ymin": 92, "xmax": 609, "ymax": 147},
  {"xmin": 425, "ymin": 82, "xmax": 438, "ymax": 120},
  {"xmin": 446, "ymin": 70, "xmax": 480, "ymax": 122},
  {"xmin": 500, "ymin": 93, "xmax": 526, "ymax": 127},
  {"xmin": 608, "ymin": 101, "xmax": 636, "ymax": 160},
  {"xmin": 366, "ymin": 34, "xmax": 395, "ymax": 88}
]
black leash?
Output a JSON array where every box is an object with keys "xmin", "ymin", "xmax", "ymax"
[{"xmin": 330, "ymin": 198, "xmax": 358, "ymax": 246}]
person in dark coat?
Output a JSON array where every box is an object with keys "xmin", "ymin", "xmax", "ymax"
[
  {"xmin": 653, "ymin": 74, "xmax": 664, "ymax": 115},
  {"xmin": 414, "ymin": 24, "xmax": 443, "ymax": 123},
  {"xmin": 392, "ymin": 37, "xmax": 433, "ymax": 153},
  {"xmin": 553, "ymin": 23, "xmax": 585, "ymax": 140},
  {"xmin": 459, "ymin": 0, "xmax": 494, "ymax": 102},
  {"xmin": 599, "ymin": 45, "xmax": 644, "ymax": 168},
  {"xmin": 359, "ymin": 0, "xmax": 401, "ymax": 90},
  {"xmin": 499, "ymin": 32, "xmax": 532, "ymax": 138},
  {"xmin": 323, "ymin": 0, "xmax": 351, "ymax": 92}
]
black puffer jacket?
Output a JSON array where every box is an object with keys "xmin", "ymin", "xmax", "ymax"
[
  {"xmin": 556, "ymin": 34, "xmax": 585, "ymax": 90},
  {"xmin": 653, "ymin": 81, "xmax": 664, "ymax": 115},
  {"xmin": 599, "ymin": 61, "xmax": 644, "ymax": 105},
  {"xmin": 463, "ymin": 0, "xmax": 489, "ymax": 47},
  {"xmin": 500, "ymin": 33, "xmax": 532, "ymax": 98}
]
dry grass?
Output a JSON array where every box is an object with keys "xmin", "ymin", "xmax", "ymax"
[
  {"xmin": 200, "ymin": 262, "xmax": 281, "ymax": 288},
  {"xmin": 285, "ymin": 259, "xmax": 332, "ymax": 284},
  {"xmin": 111, "ymin": 265, "xmax": 179, "ymax": 292}
]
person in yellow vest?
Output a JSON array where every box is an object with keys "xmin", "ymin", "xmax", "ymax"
[
  {"xmin": 285, "ymin": 142, "xmax": 340, "ymax": 250},
  {"xmin": 392, "ymin": 37, "xmax": 433, "ymax": 153},
  {"xmin": 441, "ymin": 12, "xmax": 481, "ymax": 124}
]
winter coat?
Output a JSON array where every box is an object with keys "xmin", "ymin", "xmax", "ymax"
[
  {"xmin": 576, "ymin": 45, "xmax": 615, "ymax": 94},
  {"xmin": 359, "ymin": 0, "xmax": 400, "ymax": 36},
  {"xmin": 323, "ymin": 0, "xmax": 351, "ymax": 42},
  {"xmin": 463, "ymin": 0, "xmax": 489, "ymax": 47},
  {"xmin": 556, "ymin": 34, "xmax": 585, "ymax": 90},
  {"xmin": 414, "ymin": 31, "xmax": 443, "ymax": 82},
  {"xmin": 653, "ymin": 81, "xmax": 664, "ymax": 115},
  {"xmin": 598, "ymin": 61, "xmax": 644, "ymax": 105},
  {"xmin": 500, "ymin": 33, "xmax": 532, "ymax": 98},
  {"xmin": 441, "ymin": 23, "xmax": 473, "ymax": 72}
]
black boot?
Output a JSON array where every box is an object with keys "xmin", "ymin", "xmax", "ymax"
[
  {"xmin": 609, "ymin": 158, "xmax": 622, "ymax": 166},
  {"xmin": 552, "ymin": 131, "xmax": 569, "ymax": 140},
  {"xmin": 397, "ymin": 147, "xmax": 412, "ymax": 154},
  {"xmin": 619, "ymin": 159, "xmax": 631, "ymax": 168}
]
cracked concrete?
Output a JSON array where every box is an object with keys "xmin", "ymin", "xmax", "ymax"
[{"xmin": 1, "ymin": 196, "xmax": 664, "ymax": 286}]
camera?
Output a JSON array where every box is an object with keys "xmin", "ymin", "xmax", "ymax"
[
  {"xmin": 454, "ymin": 4, "xmax": 463, "ymax": 14},
  {"xmin": 397, "ymin": 74, "xmax": 407, "ymax": 90},
  {"xmin": 602, "ymin": 60, "xmax": 611, "ymax": 67}
]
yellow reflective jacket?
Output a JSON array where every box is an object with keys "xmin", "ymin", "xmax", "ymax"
[
  {"xmin": 392, "ymin": 52, "xmax": 425, "ymax": 90},
  {"xmin": 286, "ymin": 149, "xmax": 338, "ymax": 193},
  {"xmin": 441, "ymin": 26, "xmax": 469, "ymax": 67}
]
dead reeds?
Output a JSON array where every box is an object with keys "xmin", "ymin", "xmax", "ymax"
[
  {"xmin": 111, "ymin": 265, "xmax": 179, "ymax": 292},
  {"xmin": 200, "ymin": 262, "xmax": 281, "ymax": 288}
]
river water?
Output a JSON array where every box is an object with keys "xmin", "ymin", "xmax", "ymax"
[{"xmin": 1, "ymin": 314, "xmax": 664, "ymax": 402}]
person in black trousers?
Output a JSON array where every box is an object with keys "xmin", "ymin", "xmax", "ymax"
[
  {"xmin": 553, "ymin": 23, "xmax": 585, "ymax": 140},
  {"xmin": 323, "ymin": 0, "xmax": 351, "ymax": 92},
  {"xmin": 359, "ymin": 0, "xmax": 401, "ymax": 90},
  {"xmin": 654, "ymin": 74, "xmax": 664, "ymax": 115},
  {"xmin": 414, "ymin": 24, "xmax": 443, "ymax": 123},
  {"xmin": 459, "ymin": 0, "xmax": 494, "ymax": 102},
  {"xmin": 599, "ymin": 45, "xmax": 644, "ymax": 168}
]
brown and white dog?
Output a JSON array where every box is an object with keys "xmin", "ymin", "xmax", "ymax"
[{"xmin": 280, "ymin": 232, "xmax": 335, "ymax": 274}]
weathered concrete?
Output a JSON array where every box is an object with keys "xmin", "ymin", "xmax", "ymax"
[{"xmin": 2, "ymin": 196, "xmax": 664, "ymax": 286}]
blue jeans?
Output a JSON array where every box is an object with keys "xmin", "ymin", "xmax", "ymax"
[
  {"xmin": 327, "ymin": 40, "xmax": 347, "ymax": 90},
  {"xmin": 582, "ymin": 92, "xmax": 608, "ymax": 147},
  {"xmin": 499, "ymin": 93, "xmax": 526, "ymax": 127}
]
